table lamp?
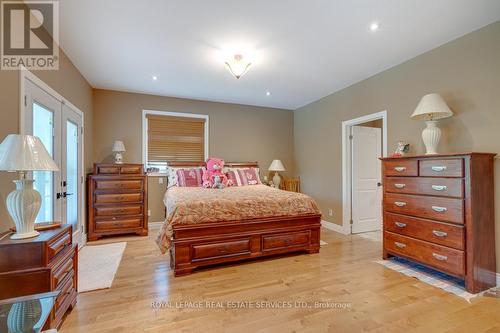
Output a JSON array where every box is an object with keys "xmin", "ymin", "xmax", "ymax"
[
  {"xmin": 411, "ymin": 93, "xmax": 453, "ymax": 155},
  {"xmin": 0, "ymin": 134, "xmax": 59, "ymax": 239},
  {"xmin": 268, "ymin": 159, "xmax": 285, "ymax": 189},
  {"xmin": 112, "ymin": 140, "xmax": 126, "ymax": 164}
]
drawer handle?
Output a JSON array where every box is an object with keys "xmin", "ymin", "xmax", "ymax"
[
  {"xmin": 394, "ymin": 242, "xmax": 406, "ymax": 249},
  {"xmin": 431, "ymin": 185, "xmax": 447, "ymax": 191},
  {"xmin": 432, "ymin": 253, "xmax": 448, "ymax": 261},
  {"xmin": 394, "ymin": 222, "xmax": 406, "ymax": 228},
  {"xmin": 394, "ymin": 183, "xmax": 406, "ymax": 189},
  {"xmin": 431, "ymin": 166, "xmax": 447, "ymax": 172},
  {"xmin": 432, "ymin": 230, "xmax": 448, "ymax": 238},
  {"xmin": 394, "ymin": 167, "xmax": 407, "ymax": 172},
  {"xmin": 394, "ymin": 201, "xmax": 407, "ymax": 207},
  {"xmin": 432, "ymin": 206, "xmax": 447, "ymax": 213}
]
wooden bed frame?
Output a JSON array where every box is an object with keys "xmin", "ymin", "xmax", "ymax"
[{"xmin": 167, "ymin": 161, "xmax": 322, "ymax": 276}]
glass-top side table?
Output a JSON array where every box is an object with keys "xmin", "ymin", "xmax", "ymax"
[{"xmin": 0, "ymin": 291, "xmax": 59, "ymax": 333}]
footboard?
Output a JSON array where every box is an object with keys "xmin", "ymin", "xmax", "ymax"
[{"xmin": 170, "ymin": 214, "xmax": 321, "ymax": 276}]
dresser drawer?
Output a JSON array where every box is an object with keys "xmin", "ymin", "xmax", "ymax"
[
  {"xmin": 191, "ymin": 239, "xmax": 251, "ymax": 260},
  {"xmin": 383, "ymin": 160, "xmax": 418, "ymax": 177},
  {"xmin": 419, "ymin": 159, "xmax": 463, "ymax": 177},
  {"xmin": 262, "ymin": 231, "xmax": 310, "ymax": 251},
  {"xmin": 47, "ymin": 230, "xmax": 72, "ymax": 263},
  {"xmin": 120, "ymin": 165, "xmax": 143, "ymax": 174},
  {"xmin": 384, "ymin": 193, "xmax": 464, "ymax": 224},
  {"xmin": 95, "ymin": 165, "xmax": 120, "ymax": 174},
  {"xmin": 95, "ymin": 205, "xmax": 143, "ymax": 217},
  {"xmin": 95, "ymin": 192, "xmax": 143, "ymax": 204},
  {"xmin": 52, "ymin": 250, "xmax": 75, "ymax": 289},
  {"xmin": 95, "ymin": 217, "xmax": 142, "ymax": 231},
  {"xmin": 384, "ymin": 232, "xmax": 465, "ymax": 277},
  {"xmin": 55, "ymin": 271, "xmax": 74, "ymax": 309},
  {"xmin": 94, "ymin": 179, "xmax": 143, "ymax": 191},
  {"xmin": 384, "ymin": 213, "xmax": 464, "ymax": 250},
  {"xmin": 385, "ymin": 177, "xmax": 463, "ymax": 198}
]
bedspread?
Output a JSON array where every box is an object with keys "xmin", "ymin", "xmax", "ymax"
[{"xmin": 156, "ymin": 184, "xmax": 320, "ymax": 253}]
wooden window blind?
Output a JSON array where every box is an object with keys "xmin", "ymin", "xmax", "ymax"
[{"xmin": 146, "ymin": 114, "xmax": 206, "ymax": 164}]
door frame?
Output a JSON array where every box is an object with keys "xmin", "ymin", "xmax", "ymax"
[
  {"xmin": 19, "ymin": 67, "xmax": 86, "ymax": 247},
  {"xmin": 341, "ymin": 110, "xmax": 387, "ymax": 235}
]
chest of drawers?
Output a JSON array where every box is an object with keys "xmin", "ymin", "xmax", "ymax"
[
  {"xmin": 88, "ymin": 163, "xmax": 148, "ymax": 241},
  {"xmin": 381, "ymin": 153, "xmax": 496, "ymax": 293},
  {"xmin": 0, "ymin": 225, "xmax": 77, "ymax": 330}
]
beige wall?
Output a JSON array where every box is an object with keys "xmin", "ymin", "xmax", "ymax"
[
  {"xmin": 93, "ymin": 89, "xmax": 294, "ymax": 221},
  {"xmin": 294, "ymin": 21, "xmax": 500, "ymax": 270},
  {"xmin": 0, "ymin": 48, "xmax": 93, "ymax": 232}
]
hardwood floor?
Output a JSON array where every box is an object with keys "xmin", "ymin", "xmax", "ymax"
[{"xmin": 61, "ymin": 228, "xmax": 500, "ymax": 333}]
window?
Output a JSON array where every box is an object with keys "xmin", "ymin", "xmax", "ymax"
[{"xmin": 142, "ymin": 110, "xmax": 209, "ymax": 173}]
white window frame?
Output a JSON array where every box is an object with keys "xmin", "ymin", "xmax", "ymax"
[{"xmin": 142, "ymin": 109, "xmax": 209, "ymax": 175}]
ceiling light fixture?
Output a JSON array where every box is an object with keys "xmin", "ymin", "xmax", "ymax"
[
  {"xmin": 266, "ymin": 92, "xmax": 271, "ymax": 96},
  {"xmin": 369, "ymin": 22, "xmax": 380, "ymax": 32},
  {"xmin": 225, "ymin": 54, "xmax": 252, "ymax": 79},
  {"xmin": 152, "ymin": 75, "xmax": 158, "ymax": 81}
]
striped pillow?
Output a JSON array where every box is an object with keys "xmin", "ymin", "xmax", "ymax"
[
  {"xmin": 176, "ymin": 168, "xmax": 204, "ymax": 187},
  {"xmin": 227, "ymin": 168, "xmax": 261, "ymax": 186}
]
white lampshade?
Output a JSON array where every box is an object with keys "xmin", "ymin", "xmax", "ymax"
[
  {"xmin": 0, "ymin": 134, "xmax": 59, "ymax": 172},
  {"xmin": 112, "ymin": 140, "xmax": 126, "ymax": 152},
  {"xmin": 411, "ymin": 93, "xmax": 454, "ymax": 120},
  {"xmin": 268, "ymin": 159, "xmax": 285, "ymax": 172}
]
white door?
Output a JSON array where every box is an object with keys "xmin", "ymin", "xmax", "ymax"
[
  {"xmin": 25, "ymin": 80, "xmax": 62, "ymax": 223},
  {"xmin": 24, "ymin": 78, "xmax": 84, "ymax": 245},
  {"xmin": 351, "ymin": 125, "xmax": 382, "ymax": 234},
  {"xmin": 62, "ymin": 104, "xmax": 84, "ymax": 244}
]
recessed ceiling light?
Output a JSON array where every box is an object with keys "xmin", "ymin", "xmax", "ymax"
[
  {"xmin": 369, "ymin": 22, "xmax": 380, "ymax": 32},
  {"xmin": 152, "ymin": 75, "xmax": 158, "ymax": 81},
  {"xmin": 266, "ymin": 91, "xmax": 271, "ymax": 96}
]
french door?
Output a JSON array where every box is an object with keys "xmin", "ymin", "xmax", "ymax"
[{"xmin": 24, "ymin": 78, "xmax": 84, "ymax": 245}]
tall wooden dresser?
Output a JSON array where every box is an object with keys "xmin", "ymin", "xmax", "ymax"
[
  {"xmin": 381, "ymin": 153, "xmax": 496, "ymax": 293},
  {"xmin": 0, "ymin": 225, "xmax": 77, "ymax": 329},
  {"xmin": 88, "ymin": 163, "xmax": 148, "ymax": 241}
]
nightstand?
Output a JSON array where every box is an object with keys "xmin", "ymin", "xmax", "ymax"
[{"xmin": 0, "ymin": 225, "xmax": 77, "ymax": 330}]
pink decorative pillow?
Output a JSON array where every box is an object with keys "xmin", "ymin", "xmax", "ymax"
[
  {"xmin": 176, "ymin": 168, "xmax": 203, "ymax": 187},
  {"xmin": 226, "ymin": 170, "xmax": 239, "ymax": 186},
  {"xmin": 227, "ymin": 168, "xmax": 261, "ymax": 186}
]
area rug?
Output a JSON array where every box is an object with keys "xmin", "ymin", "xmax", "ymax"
[
  {"xmin": 78, "ymin": 242, "xmax": 127, "ymax": 293},
  {"xmin": 375, "ymin": 257, "xmax": 477, "ymax": 302}
]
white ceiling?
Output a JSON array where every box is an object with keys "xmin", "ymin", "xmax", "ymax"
[{"xmin": 59, "ymin": 0, "xmax": 500, "ymax": 110}]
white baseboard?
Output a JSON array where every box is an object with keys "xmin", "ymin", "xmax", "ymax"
[
  {"xmin": 148, "ymin": 221, "xmax": 164, "ymax": 229},
  {"xmin": 321, "ymin": 220, "xmax": 350, "ymax": 235}
]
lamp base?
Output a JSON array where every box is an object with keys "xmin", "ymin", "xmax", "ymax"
[
  {"xmin": 422, "ymin": 120, "xmax": 441, "ymax": 155},
  {"xmin": 272, "ymin": 172, "xmax": 281, "ymax": 189},
  {"xmin": 114, "ymin": 152, "xmax": 124, "ymax": 164},
  {"xmin": 7, "ymin": 179, "xmax": 41, "ymax": 240}
]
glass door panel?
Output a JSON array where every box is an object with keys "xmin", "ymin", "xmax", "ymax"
[
  {"xmin": 33, "ymin": 102, "xmax": 54, "ymax": 223},
  {"xmin": 65, "ymin": 120, "xmax": 79, "ymax": 230},
  {"xmin": 62, "ymin": 104, "xmax": 83, "ymax": 245}
]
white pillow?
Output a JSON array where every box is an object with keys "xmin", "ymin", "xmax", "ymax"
[{"xmin": 166, "ymin": 166, "xmax": 204, "ymax": 188}]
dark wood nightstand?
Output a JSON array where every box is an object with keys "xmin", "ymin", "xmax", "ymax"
[{"xmin": 0, "ymin": 225, "xmax": 77, "ymax": 330}]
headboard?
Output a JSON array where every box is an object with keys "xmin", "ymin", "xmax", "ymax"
[{"xmin": 167, "ymin": 161, "xmax": 259, "ymax": 168}]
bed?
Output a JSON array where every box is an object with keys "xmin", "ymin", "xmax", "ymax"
[{"xmin": 156, "ymin": 162, "xmax": 322, "ymax": 276}]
